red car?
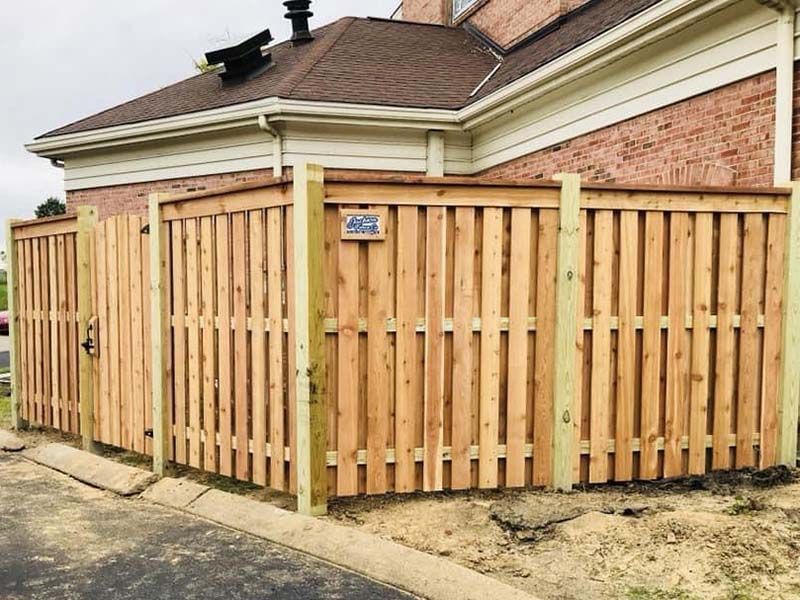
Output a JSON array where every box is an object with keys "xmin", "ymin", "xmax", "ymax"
[{"xmin": 0, "ymin": 311, "xmax": 8, "ymax": 335}]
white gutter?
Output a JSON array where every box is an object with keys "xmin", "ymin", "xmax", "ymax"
[{"xmin": 26, "ymin": 98, "xmax": 462, "ymax": 158}]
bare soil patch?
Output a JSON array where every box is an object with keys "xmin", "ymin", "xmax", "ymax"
[{"xmin": 327, "ymin": 468, "xmax": 800, "ymax": 600}]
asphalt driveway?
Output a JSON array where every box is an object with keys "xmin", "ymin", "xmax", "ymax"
[
  {"xmin": 0, "ymin": 334, "xmax": 8, "ymax": 369},
  {"xmin": 0, "ymin": 454, "xmax": 413, "ymax": 600}
]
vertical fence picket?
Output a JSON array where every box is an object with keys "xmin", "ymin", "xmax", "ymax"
[
  {"xmin": 424, "ymin": 206, "xmax": 446, "ymax": 492},
  {"xmin": 590, "ymin": 211, "xmax": 613, "ymax": 483},
  {"xmin": 736, "ymin": 214, "xmax": 764, "ymax": 468},
  {"xmin": 216, "ymin": 216, "xmax": 234, "ymax": 476},
  {"xmin": 533, "ymin": 209, "xmax": 557, "ymax": 486},
  {"xmin": 760, "ymin": 215, "xmax": 786, "ymax": 467},
  {"xmin": 689, "ymin": 213, "xmax": 713, "ymax": 475},
  {"xmin": 641, "ymin": 212, "xmax": 664, "ymax": 479},
  {"xmin": 478, "ymin": 207, "xmax": 502, "ymax": 489},
  {"xmin": 366, "ymin": 217, "xmax": 390, "ymax": 495},
  {"xmin": 249, "ymin": 210, "xmax": 267, "ymax": 486},
  {"xmin": 713, "ymin": 214, "xmax": 738, "ymax": 470},
  {"xmin": 665, "ymin": 212, "xmax": 689, "ymax": 478},
  {"xmin": 507, "ymin": 208, "xmax": 531, "ymax": 488},
  {"xmin": 232, "ymin": 213, "xmax": 250, "ymax": 481},
  {"xmin": 200, "ymin": 216, "xmax": 217, "ymax": 472},
  {"xmin": 615, "ymin": 211, "xmax": 638, "ymax": 482},
  {"xmin": 450, "ymin": 207, "xmax": 474, "ymax": 490},
  {"xmin": 267, "ymin": 207, "xmax": 285, "ymax": 491},
  {"xmin": 395, "ymin": 206, "xmax": 419, "ymax": 492}
]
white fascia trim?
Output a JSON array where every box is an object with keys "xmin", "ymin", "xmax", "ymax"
[
  {"xmin": 26, "ymin": 97, "xmax": 462, "ymax": 158},
  {"xmin": 457, "ymin": 0, "xmax": 742, "ymax": 129}
]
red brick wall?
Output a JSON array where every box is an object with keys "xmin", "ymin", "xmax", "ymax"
[
  {"xmin": 67, "ymin": 169, "xmax": 273, "ymax": 220},
  {"xmin": 480, "ymin": 71, "xmax": 777, "ymax": 187},
  {"xmin": 466, "ymin": 0, "xmax": 590, "ymax": 47},
  {"xmin": 66, "ymin": 168, "xmax": 405, "ymax": 219},
  {"xmin": 401, "ymin": 0, "xmax": 591, "ymax": 46},
  {"xmin": 401, "ymin": 0, "xmax": 449, "ymax": 25}
]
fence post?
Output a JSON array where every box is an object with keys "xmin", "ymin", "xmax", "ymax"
[
  {"xmin": 149, "ymin": 194, "xmax": 170, "ymax": 477},
  {"xmin": 551, "ymin": 174, "xmax": 582, "ymax": 492},
  {"xmin": 777, "ymin": 182, "xmax": 800, "ymax": 466},
  {"xmin": 5, "ymin": 220, "xmax": 24, "ymax": 430},
  {"xmin": 77, "ymin": 207, "xmax": 97, "ymax": 451},
  {"xmin": 293, "ymin": 163, "xmax": 328, "ymax": 516}
]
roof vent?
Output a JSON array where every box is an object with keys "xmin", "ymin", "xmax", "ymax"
[
  {"xmin": 284, "ymin": 0, "xmax": 314, "ymax": 45},
  {"xmin": 205, "ymin": 28, "xmax": 274, "ymax": 83}
]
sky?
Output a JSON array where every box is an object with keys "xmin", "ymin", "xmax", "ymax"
[{"xmin": 0, "ymin": 0, "xmax": 399, "ymax": 248}]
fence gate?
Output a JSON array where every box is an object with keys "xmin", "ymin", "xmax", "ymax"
[
  {"xmin": 90, "ymin": 215, "xmax": 152, "ymax": 455},
  {"xmin": 8, "ymin": 216, "xmax": 80, "ymax": 434}
]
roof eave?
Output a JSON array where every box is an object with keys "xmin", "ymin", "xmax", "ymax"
[{"xmin": 26, "ymin": 97, "xmax": 463, "ymax": 159}]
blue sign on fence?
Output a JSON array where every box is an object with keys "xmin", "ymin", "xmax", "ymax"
[{"xmin": 340, "ymin": 208, "xmax": 387, "ymax": 241}]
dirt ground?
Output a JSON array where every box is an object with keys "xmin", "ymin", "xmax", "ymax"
[{"xmin": 327, "ymin": 469, "xmax": 800, "ymax": 600}]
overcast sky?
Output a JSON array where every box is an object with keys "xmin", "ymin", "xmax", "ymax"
[{"xmin": 0, "ymin": 0, "xmax": 399, "ymax": 248}]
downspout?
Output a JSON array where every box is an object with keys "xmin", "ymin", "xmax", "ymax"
[
  {"xmin": 762, "ymin": 1, "xmax": 798, "ymax": 185},
  {"xmin": 258, "ymin": 115, "xmax": 284, "ymax": 178}
]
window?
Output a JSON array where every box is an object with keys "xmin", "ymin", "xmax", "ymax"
[{"xmin": 453, "ymin": 0, "xmax": 479, "ymax": 18}]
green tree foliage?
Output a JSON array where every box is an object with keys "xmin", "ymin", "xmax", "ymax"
[{"xmin": 35, "ymin": 197, "xmax": 66, "ymax": 219}]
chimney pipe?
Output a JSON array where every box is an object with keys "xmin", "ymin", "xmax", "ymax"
[{"xmin": 284, "ymin": 0, "xmax": 314, "ymax": 45}]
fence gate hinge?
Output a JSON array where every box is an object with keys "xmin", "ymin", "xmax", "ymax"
[{"xmin": 141, "ymin": 224, "xmax": 150, "ymax": 235}]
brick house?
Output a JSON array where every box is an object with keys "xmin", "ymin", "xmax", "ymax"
[{"xmin": 27, "ymin": 0, "xmax": 799, "ymax": 218}]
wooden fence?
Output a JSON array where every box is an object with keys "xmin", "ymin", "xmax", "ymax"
[
  {"xmin": 6, "ymin": 165, "xmax": 800, "ymax": 515},
  {"xmin": 7, "ymin": 215, "xmax": 80, "ymax": 434}
]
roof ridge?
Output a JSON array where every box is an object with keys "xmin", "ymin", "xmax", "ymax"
[{"xmin": 278, "ymin": 16, "xmax": 357, "ymax": 97}]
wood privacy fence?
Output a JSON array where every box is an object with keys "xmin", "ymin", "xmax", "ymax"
[{"xmin": 6, "ymin": 165, "xmax": 800, "ymax": 515}]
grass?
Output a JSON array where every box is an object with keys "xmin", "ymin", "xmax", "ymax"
[
  {"xmin": 0, "ymin": 395, "xmax": 10, "ymax": 430},
  {"xmin": 0, "ymin": 269, "xmax": 6, "ymax": 311}
]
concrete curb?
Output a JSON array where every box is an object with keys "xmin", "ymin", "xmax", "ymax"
[
  {"xmin": 141, "ymin": 477, "xmax": 209, "ymax": 509},
  {"xmin": 22, "ymin": 443, "xmax": 158, "ymax": 496},
  {"xmin": 0, "ymin": 429, "xmax": 25, "ymax": 452},
  {"xmin": 150, "ymin": 482, "xmax": 536, "ymax": 600}
]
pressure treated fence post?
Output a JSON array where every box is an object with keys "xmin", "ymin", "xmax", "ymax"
[
  {"xmin": 149, "ymin": 194, "xmax": 170, "ymax": 477},
  {"xmin": 777, "ymin": 182, "xmax": 800, "ymax": 466},
  {"xmin": 5, "ymin": 219, "xmax": 24, "ymax": 430},
  {"xmin": 77, "ymin": 207, "xmax": 98, "ymax": 451},
  {"xmin": 293, "ymin": 163, "xmax": 328, "ymax": 516},
  {"xmin": 551, "ymin": 174, "xmax": 582, "ymax": 492}
]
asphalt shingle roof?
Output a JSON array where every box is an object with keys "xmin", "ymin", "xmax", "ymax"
[{"xmin": 40, "ymin": 0, "xmax": 661, "ymax": 139}]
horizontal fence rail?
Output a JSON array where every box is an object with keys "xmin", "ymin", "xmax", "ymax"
[{"xmin": 6, "ymin": 168, "xmax": 800, "ymax": 514}]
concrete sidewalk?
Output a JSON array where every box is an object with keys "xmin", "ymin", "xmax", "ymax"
[{"xmin": 0, "ymin": 454, "xmax": 413, "ymax": 600}]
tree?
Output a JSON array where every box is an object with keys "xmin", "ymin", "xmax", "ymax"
[{"xmin": 35, "ymin": 197, "xmax": 66, "ymax": 219}]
